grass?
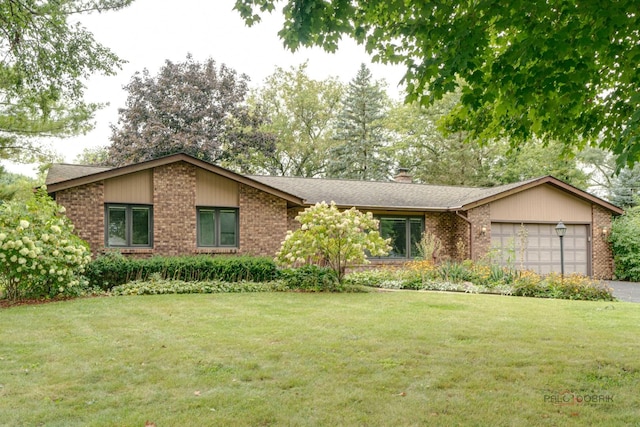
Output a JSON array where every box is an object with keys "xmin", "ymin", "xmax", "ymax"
[{"xmin": 1, "ymin": 292, "xmax": 639, "ymax": 426}]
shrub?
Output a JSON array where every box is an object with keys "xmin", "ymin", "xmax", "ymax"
[
  {"xmin": 111, "ymin": 276, "xmax": 287, "ymax": 296},
  {"xmin": 0, "ymin": 189, "xmax": 91, "ymax": 300},
  {"xmin": 279, "ymin": 265, "xmax": 340, "ymax": 292},
  {"xmin": 415, "ymin": 229, "xmax": 442, "ymax": 262},
  {"xmin": 512, "ymin": 273, "xmax": 615, "ymax": 301},
  {"xmin": 345, "ymin": 263, "xmax": 614, "ymax": 301},
  {"xmin": 275, "ymin": 202, "xmax": 390, "ymax": 282},
  {"xmin": 84, "ymin": 254, "xmax": 278, "ymax": 290},
  {"xmin": 610, "ymin": 205, "xmax": 640, "ymax": 281}
]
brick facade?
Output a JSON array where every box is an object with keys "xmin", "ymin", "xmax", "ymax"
[
  {"xmin": 239, "ymin": 184, "xmax": 288, "ymax": 256},
  {"xmin": 53, "ymin": 162, "xmax": 289, "ymax": 258},
  {"xmin": 55, "ymin": 182, "xmax": 104, "ymax": 256},
  {"xmin": 423, "ymin": 212, "xmax": 472, "ymax": 261},
  {"xmin": 50, "ymin": 160, "xmax": 619, "ymax": 278},
  {"xmin": 466, "ymin": 205, "xmax": 491, "ymax": 262},
  {"xmin": 153, "ymin": 163, "xmax": 197, "ymax": 256},
  {"xmin": 592, "ymin": 204, "xmax": 614, "ymax": 279}
]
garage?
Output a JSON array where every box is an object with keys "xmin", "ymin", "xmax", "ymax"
[{"xmin": 491, "ymin": 222, "xmax": 589, "ymax": 275}]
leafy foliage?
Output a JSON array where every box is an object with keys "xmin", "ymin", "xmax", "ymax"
[
  {"xmin": 327, "ymin": 64, "xmax": 390, "ymax": 180},
  {"xmin": 107, "ymin": 55, "xmax": 275, "ymax": 168},
  {"xmin": 386, "ymin": 90, "xmax": 589, "ymax": 187},
  {"xmin": 0, "ymin": 0, "xmax": 134, "ymax": 162},
  {"xmin": 0, "ymin": 189, "xmax": 91, "ymax": 300},
  {"xmin": 74, "ymin": 145, "xmax": 110, "ymax": 166},
  {"xmin": 235, "ymin": 0, "xmax": 640, "ymax": 168},
  {"xmin": 276, "ymin": 201, "xmax": 390, "ymax": 282},
  {"xmin": 111, "ymin": 276, "xmax": 286, "ymax": 296},
  {"xmin": 247, "ymin": 62, "xmax": 344, "ymax": 176},
  {"xmin": 83, "ymin": 253, "xmax": 279, "ymax": 290},
  {"xmin": 278, "ymin": 265, "xmax": 340, "ymax": 292},
  {"xmin": 344, "ymin": 261, "xmax": 614, "ymax": 301},
  {"xmin": 0, "ymin": 167, "xmax": 39, "ymax": 201},
  {"xmin": 511, "ymin": 272, "xmax": 614, "ymax": 301},
  {"xmin": 610, "ymin": 205, "xmax": 640, "ymax": 281},
  {"xmin": 610, "ymin": 165, "xmax": 640, "ymax": 208}
]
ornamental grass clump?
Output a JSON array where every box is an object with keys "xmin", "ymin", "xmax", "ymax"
[
  {"xmin": 0, "ymin": 189, "xmax": 91, "ymax": 300},
  {"xmin": 275, "ymin": 201, "xmax": 391, "ymax": 282}
]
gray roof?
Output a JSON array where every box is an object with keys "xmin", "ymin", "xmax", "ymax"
[
  {"xmin": 44, "ymin": 154, "xmax": 621, "ymax": 214},
  {"xmin": 46, "ymin": 164, "xmax": 112, "ymax": 185},
  {"xmin": 249, "ymin": 175, "xmax": 542, "ymax": 210}
]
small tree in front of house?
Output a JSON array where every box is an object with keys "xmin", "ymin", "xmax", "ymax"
[{"xmin": 276, "ymin": 202, "xmax": 391, "ymax": 282}]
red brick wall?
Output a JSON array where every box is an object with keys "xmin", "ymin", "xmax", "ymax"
[
  {"xmin": 239, "ymin": 184, "xmax": 288, "ymax": 256},
  {"xmin": 592, "ymin": 205, "xmax": 615, "ymax": 279},
  {"xmin": 55, "ymin": 182, "xmax": 105, "ymax": 256},
  {"xmin": 287, "ymin": 207, "xmax": 304, "ymax": 231},
  {"xmin": 152, "ymin": 162, "xmax": 197, "ymax": 256},
  {"xmin": 424, "ymin": 212, "xmax": 465, "ymax": 261},
  {"xmin": 466, "ymin": 205, "xmax": 491, "ymax": 261}
]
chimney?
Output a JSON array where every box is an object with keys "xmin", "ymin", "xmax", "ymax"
[{"xmin": 394, "ymin": 168, "xmax": 413, "ymax": 183}]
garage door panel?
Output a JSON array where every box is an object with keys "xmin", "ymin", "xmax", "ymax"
[{"xmin": 491, "ymin": 223, "xmax": 588, "ymax": 275}]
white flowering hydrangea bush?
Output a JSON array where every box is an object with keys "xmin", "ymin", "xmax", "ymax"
[
  {"xmin": 0, "ymin": 189, "xmax": 91, "ymax": 300},
  {"xmin": 276, "ymin": 201, "xmax": 391, "ymax": 282}
]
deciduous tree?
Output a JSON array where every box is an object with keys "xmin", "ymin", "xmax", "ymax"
[
  {"xmin": 107, "ymin": 55, "xmax": 275, "ymax": 168},
  {"xmin": 386, "ymin": 90, "xmax": 499, "ymax": 186},
  {"xmin": 387, "ymin": 90, "xmax": 588, "ymax": 188},
  {"xmin": 0, "ymin": 0, "xmax": 134, "ymax": 163},
  {"xmin": 235, "ymin": 0, "xmax": 640, "ymax": 167},
  {"xmin": 247, "ymin": 62, "xmax": 344, "ymax": 176}
]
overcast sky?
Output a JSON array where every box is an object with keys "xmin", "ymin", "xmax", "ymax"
[{"xmin": 4, "ymin": 0, "xmax": 406, "ymax": 177}]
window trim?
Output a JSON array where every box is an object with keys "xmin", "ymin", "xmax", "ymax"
[
  {"xmin": 105, "ymin": 204, "xmax": 153, "ymax": 248},
  {"xmin": 196, "ymin": 206, "xmax": 239, "ymax": 248},
  {"xmin": 374, "ymin": 215, "xmax": 424, "ymax": 259}
]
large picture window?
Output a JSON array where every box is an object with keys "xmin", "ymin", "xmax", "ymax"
[
  {"xmin": 105, "ymin": 205, "xmax": 153, "ymax": 247},
  {"xmin": 197, "ymin": 207, "xmax": 238, "ymax": 247},
  {"xmin": 377, "ymin": 216, "xmax": 423, "ymax": 258}
]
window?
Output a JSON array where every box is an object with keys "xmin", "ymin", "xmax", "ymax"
[
  {"xmin": 377, "ymin": 216, "xmax": 423, "ymax": 258},
  {"xmin": 197, "ymin": 207, "xmax": 238, "ymax": 247},
  {"xmin": 105, "ymin": 205, "xmax": 153, "ymax": 247}
]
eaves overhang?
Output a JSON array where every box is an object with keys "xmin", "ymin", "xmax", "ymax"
[{"xmin": 45, "ymin": 153, "xmax": 305, "ymax": 206}]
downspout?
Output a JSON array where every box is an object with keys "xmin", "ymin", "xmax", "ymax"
[{"xmin": 455, "ymin": 210, "xmax": 473, "ymax": 260}]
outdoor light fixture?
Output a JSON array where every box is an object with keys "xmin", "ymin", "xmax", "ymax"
[
  {"xmin": 555, "ymin": 221, "xmax": 567, "ymax": 278},
  {"xmin": 481, "ymin": 225, "xmax": 487, "ymax": 235},
  {"xmin": 602, "ymin": 227, "xmax": 608, "ymax": 237},
  {"xmin": 555, "ymin": 221, "xmax": 567, "ymax": 237}
]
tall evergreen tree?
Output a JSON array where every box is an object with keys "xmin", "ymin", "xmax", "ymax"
[
  {"xmin": 327, "ymin": 64, "xmax": 389, "ymax": 180},
  {"xmin": 610, "ymin": 166, "xmax": 640, "ymax": 208}
]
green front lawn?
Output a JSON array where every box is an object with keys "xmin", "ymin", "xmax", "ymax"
[{"xmin": 1, "ymin": 292, "xmax": 638, "ymax": 426}]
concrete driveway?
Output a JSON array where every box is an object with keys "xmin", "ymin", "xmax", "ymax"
[{"xmin": 607, "ymin": 281, "xmax": 640, "ymax": 303}]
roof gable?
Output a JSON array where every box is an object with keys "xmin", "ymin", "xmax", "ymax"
[
  {"xmin": 45, "ymin": 153, "xmax": 304, "ymax": 205},
  {"xmin": 459, "ymin": 176, "xmax": 623, "ymax": 215}
]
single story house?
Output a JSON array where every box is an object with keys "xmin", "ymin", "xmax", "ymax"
[{"xmin": 45, "ymin": 153, "xmax": 623, "ymax": 279}]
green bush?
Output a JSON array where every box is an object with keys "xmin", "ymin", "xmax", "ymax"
[
  {"xmin": 345, "ymin": 263, "xmax": 614, "ymax": 301},
  {"xmin": 84, "ymin": 254, "xmax": 278, "ymax": 290},
  {"xmin": 111, "ymin": 277, "xmax": 289, "ymax": 295},
  {"xmin": 279, "ymin": 265, "xmax": 340, "ymax": 292},
  {"xmin": 610, "ymin": 205, "xmax": 640, "ymax": 281},
  {"xmin": 0, "ymin": 189, "xmax": 91, "ymax": 300},
  {"xmin": 512, "ymin": 272, "xmax": 615, "ymax": 301}
]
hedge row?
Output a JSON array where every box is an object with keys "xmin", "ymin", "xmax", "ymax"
[{"xmin": 83, "ymin": 253, "xmax": 278, "ymax": 290}]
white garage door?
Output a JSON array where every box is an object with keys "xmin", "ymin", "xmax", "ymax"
[{"xmin": 491, "ymin": 223, "xmax": 589, "ymax": 275}]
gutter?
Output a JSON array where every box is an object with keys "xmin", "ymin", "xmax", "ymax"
[{"xmin": 454, "ymin": 210, "xmax": 473, "ymax": 260}]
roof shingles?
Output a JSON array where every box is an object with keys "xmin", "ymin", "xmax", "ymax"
[{"xmin": 43, "ymin": 154, "xmax": 621, "ymax": 214}]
